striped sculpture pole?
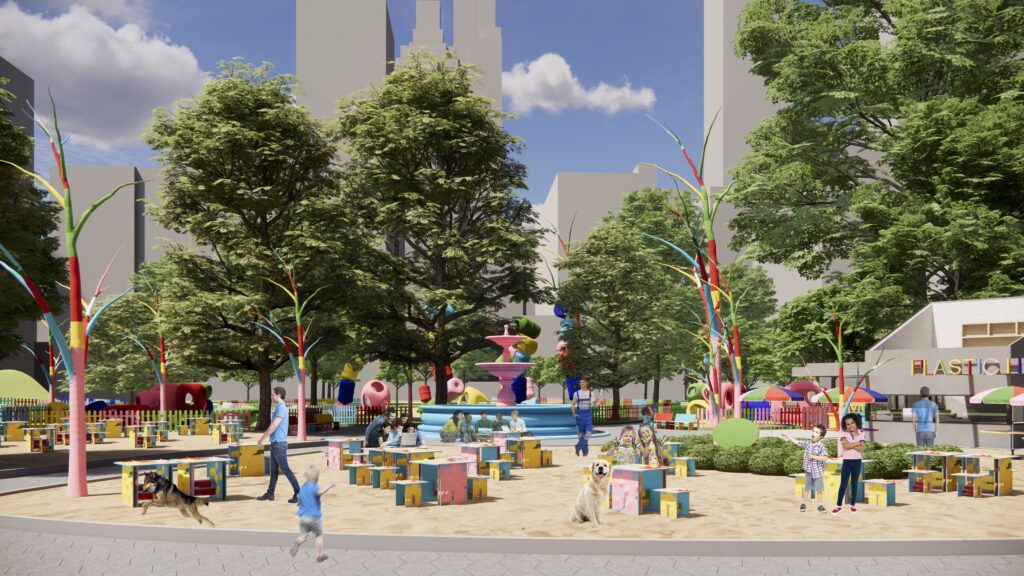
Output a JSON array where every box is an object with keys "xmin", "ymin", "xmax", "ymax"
[{"xmin": 0, "ymin": 96, "xmax": 142, "ymax": 496}]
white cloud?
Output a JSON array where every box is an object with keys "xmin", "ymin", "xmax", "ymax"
[
  {"xmin": 26, "ymin": 0, "xmax": 152, "ymax": 26},
  {"xmin": 0, "ymin": 1, "xmax": 208, "ymax": 150},
  {"xmin": 502, "ymin": 53, "xmax": 656, "ymax": 116}
]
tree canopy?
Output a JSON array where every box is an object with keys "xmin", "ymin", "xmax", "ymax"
[
  {"xmin": 731, "ymin": 0, "xmax": 1024, "ymax": 362},
  {"xmin": 143, "ymin": 60, "xmax": 372, "ymax": 428},
  {"xmin": 0, "ymin": 78, "xmax": 65, "ymax": 360},
  {"xmin": 336, "ymin": 51, "xmax": 546, "ymax": 403}
]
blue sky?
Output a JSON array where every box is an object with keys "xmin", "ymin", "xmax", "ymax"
[{"xmin": 5, "ymin": 0, "xmax": 705, "ymax": 205}]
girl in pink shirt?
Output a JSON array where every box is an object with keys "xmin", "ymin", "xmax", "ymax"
[{"xmin": 832, "ymin": 413, "xmax": 865, "ymax": 515}]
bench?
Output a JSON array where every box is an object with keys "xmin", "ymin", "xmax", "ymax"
[
  {"xmin": 653, "ymin": 413, "xmax": 675, "ymax": 429},
  {"xmin": 673, "ymin": 413, "xmax": 698, "ymax": 430}
]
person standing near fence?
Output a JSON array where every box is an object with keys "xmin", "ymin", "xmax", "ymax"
[
  {"xmin": 257, "ymin": 386, "xmax": 300, "ymax": 503},
  {"xmin": 571, "ymin": 377, "xmax": 594, "ymax": 457}
]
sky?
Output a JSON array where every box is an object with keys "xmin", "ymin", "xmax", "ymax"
[{"xmin": 0, "ymin": 0, "xmax": 705, "ymax": 205}]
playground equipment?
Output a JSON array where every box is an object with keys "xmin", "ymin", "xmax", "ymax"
[
  {"xmin": 136, "ymin": 382, "xmax": 208, "ymax": 411},
  {"xmin": 360, "ymin": 379, "xmax": 390, "ymax": 407},
  {"xmin": 446, "ymin": 377, "xmax": 466, "ymax": 402},
  {"xmin": 452, "ymin": 386, "xmax": 489, "ymax": 404},
  {"xmin": 336, "ymin": 361, "xmax": 362, "ymax": 405}
]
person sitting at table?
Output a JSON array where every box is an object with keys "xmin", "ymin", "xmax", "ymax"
[
  {"xmin": 379, "ymin": 424, "xmax": 396, "ymax": 448},
  {"xmin": 440, "ymin": 411, "xmax": 462, "ymax": 443},
  {"xmin": 383, "ymin": 424, "xmax": 402, "ymax": 447},
  {"xmin": 509, "ymin": 410, "xmax": 532, "ymax": 437},
  {"xmin": 459, "ymin": 414, "xmax": 479, "ymax": 443},
  {"xmin": 474, "ymin": 411, "xmax": 495, "ymax": 435},
  {"xmin": 492, "ymin": 413, "xmax": 509, "ymax": 432},
  {"xmin": 405, "ymin": 424, "xmax": 428, "ymax": 448}
]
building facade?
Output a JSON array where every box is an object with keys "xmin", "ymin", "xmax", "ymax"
[{"xmin": 797, "ymin": 297, "xmax": 1024, "ymax": 448}]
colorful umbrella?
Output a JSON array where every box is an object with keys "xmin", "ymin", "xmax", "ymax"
[
  {"xmin": 740, "ymin": 386, "xmax": 804, "ymax": 402},
  {"xmin": 969, "ymin": 386, "xmax": 1024, "ymax": 405},
  {"xmin": 811, "ymin": 388, "xmax": 886, "ymax": 404}
]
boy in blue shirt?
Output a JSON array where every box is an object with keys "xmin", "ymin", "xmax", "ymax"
[{"xmin": 290, "ymin": 465, "xmax": 335, "ymax": 563}]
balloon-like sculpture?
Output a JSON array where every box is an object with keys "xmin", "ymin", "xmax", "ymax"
[
  {"xmin": 360, "ymin": 379, "xmax": 390, "ymax": 407},
  {"xmin": 510, "ymin": 316, "xmax": 541, "ymax": 403},
  {"xmin": 336, "ymin": 361, "xmax": 362, "ymax": 405}
]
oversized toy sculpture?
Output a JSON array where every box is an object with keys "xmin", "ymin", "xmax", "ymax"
[
  {"xmin": 336, "ymin": 360, "xmax": 363, "ymax": 405},
  {"xmin": 553, "ymin": 302, "xmax": 581, "ymax": 400}
]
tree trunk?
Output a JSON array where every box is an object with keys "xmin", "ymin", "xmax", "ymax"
[
  {"xmin": 644, "ymin": 380, "xmax": 649, "ymax": 401},
  {"xmin": 433, "ymin": 359, "xmax": 448, "ymax": 405},
  {"xmin": 612, "ymin": 386, "xmax": 621, "ymax": 421},
  {"xmin": 653, "ymin": 354, "xmax": 662, "ymax": 405},
  {"xmin": 310, "ymin": 353, "xmax": 319, "ymax": 406},
  {"xmin": 245, "ymin": 385, "xmax": 251, "ymax": 403},
  {"xmin": 257, "ymin": 366, "xmax": 273, "ymax": 431}
]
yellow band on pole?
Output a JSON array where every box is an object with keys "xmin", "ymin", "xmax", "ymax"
[
  {"xmin": 298, "ymin": 356, "xmax": 305, "ymax": 371},
  {"xmin": 69, "ymin": 321, "xmax": 85, "ymax": 348}
]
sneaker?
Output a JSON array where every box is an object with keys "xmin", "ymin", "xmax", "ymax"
[
  {"xmin": 289, "ymin": 541, "xmax": 300, "ymax": 557},
  {"xmin": 316, "ymin": 555, "xmax": 329, "ymax": 563},
  {"xmin": 256, "ymin": 493, "xmax": 274, "ymax": 501},
  {"xmin": 799, "ymin": 503, "xmax": 807, "ymax": 512},
  {"xmin": 850, "ymin": 506, "xmax": 858, "ymax": 513},
  {"xmin": 817, "ymin": 505, "xmax": 827, "ymax": 513},
  {"xmin": 288, "ymin": 495, "xmax": 299, "ymax": 504},
  {"xmin": 831, "ymin": 506, "xmax": 842, "ymax": 515}
]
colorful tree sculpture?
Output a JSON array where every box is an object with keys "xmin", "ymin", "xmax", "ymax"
[{"xmin": 0, "ymin": 97, "xmax": 140, "ymax": 497}]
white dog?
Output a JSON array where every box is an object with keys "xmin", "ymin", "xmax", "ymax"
[{"xmin": 572, "ymin": 459, "xmax": 610, "ymax": 526}]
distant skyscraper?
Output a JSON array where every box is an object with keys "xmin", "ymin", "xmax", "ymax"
[
  {"xmin": 401, "ymin": 0, "xmax": 447, "ymax": 61},
  {"xmin": 453, "ymin": 0, "xmax": 503, "ymax": 108},
  {"xmin": 295, "ymin": 0, "xmax": 394, "ymax": 119}
]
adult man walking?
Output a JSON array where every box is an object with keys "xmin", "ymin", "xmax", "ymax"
[
  {"xmin": 257, "ymin": 386, "xmax": 300, "ymax": 503},
  {"xmin": 911, "ymin": 386, "xmax": 939, "ymax": 447},
  {"xmin": 364, "ymin": 406, "xmax": 397, "ymax": 448}
]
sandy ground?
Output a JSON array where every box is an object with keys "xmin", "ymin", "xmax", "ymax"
[{"xmin": 1, "ymin": 444, "xmax": 1022, "ymax": 540}]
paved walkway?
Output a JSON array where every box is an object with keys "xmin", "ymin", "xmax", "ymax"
[{"xmin": 1, "ymin": 527, "xmax": 1022, "ymax": 576}]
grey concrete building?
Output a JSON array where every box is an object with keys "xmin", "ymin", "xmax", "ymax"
[
  {"xmin": 400, "ymin": 0, "xmax": 447, "ymax": 61},
  {"xmin": 797, "ymin": 297, "xmax": 1024, "ymax": 448},
  {"xmin": 453, "ymin": 0, "xmax": 503, "ymax": 107},
  {"xmin": 295, "ymin": 0, "xmax": 394, "ymax": 119},
  {"xmin": 0, "ymin": 56, "xmax": 37, "ymax": 377}
]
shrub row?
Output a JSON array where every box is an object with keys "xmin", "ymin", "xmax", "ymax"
[{"xmin": 659, "ymin": 434, "xmax": 962, "ymax": 479}]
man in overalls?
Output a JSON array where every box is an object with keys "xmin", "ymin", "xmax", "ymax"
[{"xmin": 571, "ymin": 377, "xmax": 594, "ymax": 457}]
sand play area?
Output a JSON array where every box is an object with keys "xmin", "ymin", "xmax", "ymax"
[{"xmin": 1, "ymin": 444, "xmax": 1022, "ymax": 540}]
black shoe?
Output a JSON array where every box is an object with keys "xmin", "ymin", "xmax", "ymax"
[
  {"xmin": 288, "ymin": 495, "xmax": 298, "ymax": 504},
  {"xmin": 256, "ymin": 493, "xmax": 274, "ymax": 501},
  {"xmin": 800, "ymin": 503, "xmax": 807, "ymax": 512}
]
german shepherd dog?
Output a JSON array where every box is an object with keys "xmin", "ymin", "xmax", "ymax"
[{"xmin": 140, "ymin": 471, "xmax": 216, "ymax": 527}]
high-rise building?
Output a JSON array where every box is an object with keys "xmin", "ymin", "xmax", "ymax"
[
  {"xmin": 295, "ymin": 0, "xmax": 394, "ymax": 119},
  {"xmin": 401, "ymin": 0, "xmax": 447, "ymax": 61},
  {"xmin": 453, "ymin": 0, "xmax": 502, "ymax": 107}
]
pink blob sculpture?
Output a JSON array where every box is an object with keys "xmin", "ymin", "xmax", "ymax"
[
  {"xmin": 525, "ymin": 377, "xmax": 536, "ymax": 400},
  {"xmin": 447, "ymin": 377, "xmax": 466, "ymax": 402},
  {"xmin": 360, "ymin": 379, "xmax": 391, "ymax": 407}
]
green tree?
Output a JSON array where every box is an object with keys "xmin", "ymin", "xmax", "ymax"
[
  {"xmin": 450, "ymin": 348, "xmax": 494, "ymax": 383},
  {"xmin": 85, "ymin": 281, "xmax": 214, "ymax": 401},
  {"xmin": 558, "ymin": 220, "xmax": 686, "ymax": 408},
  {"xmin": 337, "ymin": 51, "xmax": 545, "ymax": 404},
  {"xmin": 0, "ymin": 78, "xmax": 65, "ymax": 360},
  {"xmin": 527, "ymin": 354, "xmax": 563, "ymax": 401},
  {"xmin": 143, "ymin": 61, "xmax": 371, "ymax": 429},
  {"xmin": 730, "ymin": 0, "xmax": 1024, "ymax": 335}
]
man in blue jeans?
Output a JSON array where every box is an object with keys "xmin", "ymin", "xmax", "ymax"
[
  {"xmin": 911, "ymin": 386, "xmax": 939, "ymax": 447},
  {"xmin": 257, "ymin": 386, "xmax": 300, "ymax": 503}
]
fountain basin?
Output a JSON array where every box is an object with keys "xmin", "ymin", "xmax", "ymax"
[{"xmin": 418, "ymin": 403, "xmax": 604, "ymax": 439}]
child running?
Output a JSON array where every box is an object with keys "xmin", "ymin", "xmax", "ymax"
[
  {"xmin": 290, "ymin": 465, "xmax": 336, "ymax": 563},
  {"xmin": 782, "ymin": 424, "xmax": 829, "ymax": 513}
]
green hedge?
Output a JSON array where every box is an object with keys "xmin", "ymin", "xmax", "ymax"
[{"xmin": 652, "ymin": 433, "xmax": 959, "ymax": 479}]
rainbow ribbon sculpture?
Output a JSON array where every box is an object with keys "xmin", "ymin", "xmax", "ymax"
[{"xmin": 253, "ymin": 315, "xmax": 322, "ymax": 440}]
